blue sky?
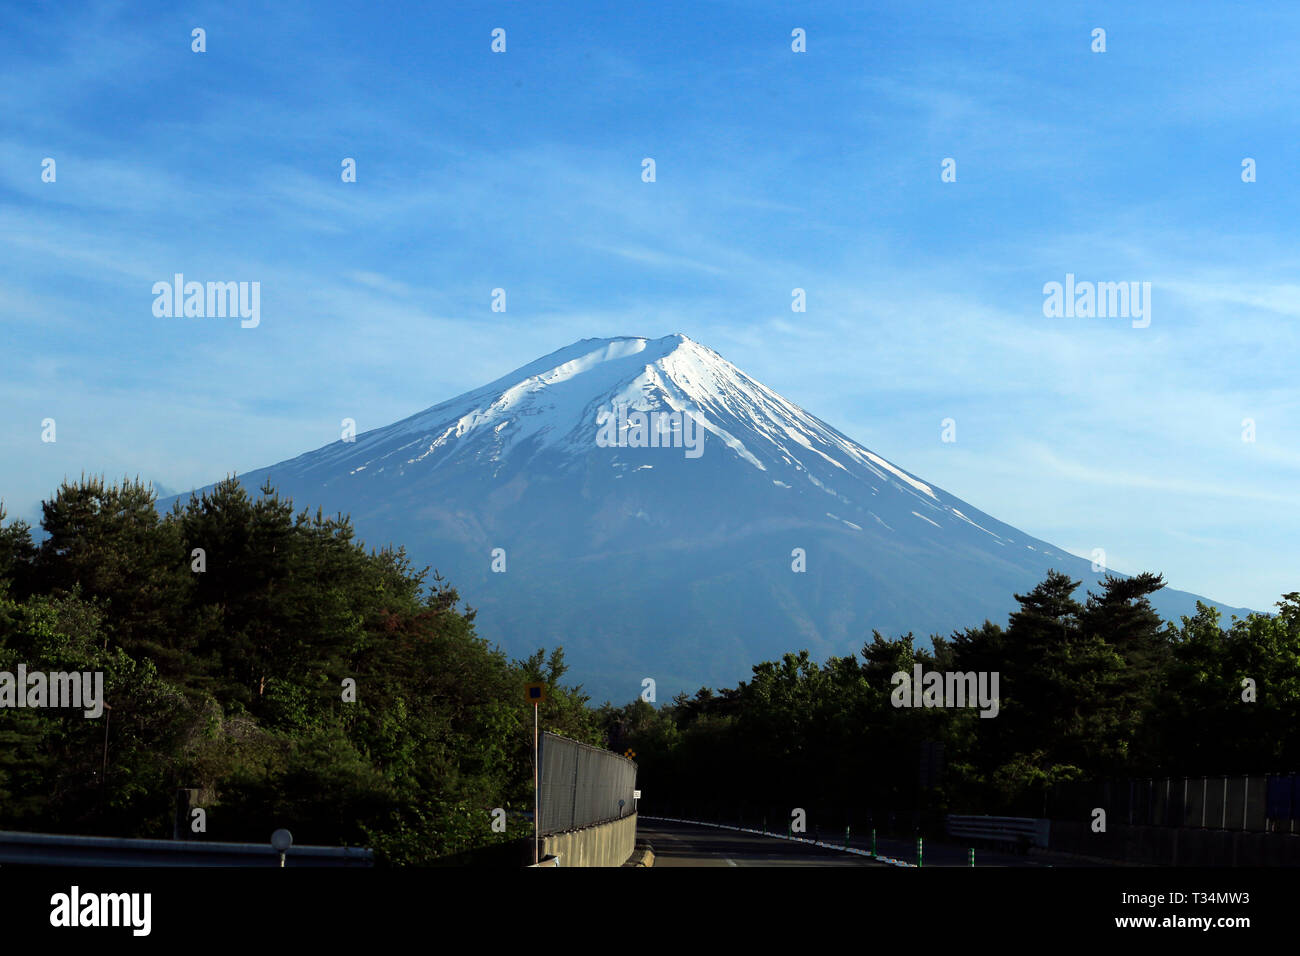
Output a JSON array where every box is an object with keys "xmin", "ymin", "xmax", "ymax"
[{"xmin": 2, "ymin": 1, "xmax": 1298, "ymax": 613}]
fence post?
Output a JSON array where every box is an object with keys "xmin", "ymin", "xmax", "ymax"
[{"xmin": 570, "ymin": 749, "xmax": 579, "ymax": 831}]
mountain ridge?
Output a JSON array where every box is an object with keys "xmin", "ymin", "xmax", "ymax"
[{"xmin": 160, "ymin": 334, "xmax": 1253, "ymax": 702}]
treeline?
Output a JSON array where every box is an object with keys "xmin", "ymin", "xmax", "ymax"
[
  {"xmin": 0, "ymin": 477, "xmax": 602, "ymax": 864},
  {"xmin": 601, "ymin": 572, "xmax": 1300, "ymax": 824},
  {"xmin": 5, "ymin": 476, "xmax": 1295, "ymax": 854}
]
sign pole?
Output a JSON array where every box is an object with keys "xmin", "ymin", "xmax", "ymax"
[
  {"xmin": 524, "ymin": 682, "xmax": 547, "ymax": 866},
  {"xmin": 533, "ymin": 701, "xmax": 539, "ymax": 865}
]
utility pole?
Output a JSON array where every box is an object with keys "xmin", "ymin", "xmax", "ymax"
[
  {"xmin": 533, "ymin": 699, "xmax": 539, "ymax": 864},
  {"xmin": 525, "ymin": 683, "xmax": 547, "ymax": 864}
]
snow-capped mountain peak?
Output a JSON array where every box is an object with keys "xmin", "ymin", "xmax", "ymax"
[
  {"xmin": 287, "ymin": 334, "xmax": 946, "ymax": 519},
  {"xmin": 167, "ymin": 334, "xmax": 1248, "ymax": 702}
]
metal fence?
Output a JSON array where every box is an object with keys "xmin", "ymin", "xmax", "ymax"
[
  {"xmin": 1051, "ymin": 774, "xmax": 1300, "ymax": 833},
  {"xmin": 538, "ymin": 732, "xmax": 636, "ymax": 836}
]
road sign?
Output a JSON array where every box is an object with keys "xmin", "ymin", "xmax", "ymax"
[
  {"xmin": 271, "ymin": 828, "xmax": 293, "ymax": 868},
  {"xmin": 524, "ymin": 682, "xmax": 547, "ymax": 704}
]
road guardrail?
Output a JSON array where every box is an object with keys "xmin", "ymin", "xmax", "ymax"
[
  {"xmin": 0, "ymin": 830, "xmax": 373, "ymax": 867},
  {"xmin": 945, "ymin": 814, "xmax": 1050, "ymax": 851}
]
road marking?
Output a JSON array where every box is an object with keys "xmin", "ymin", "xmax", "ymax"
[{"xmin": 726, "ymin": 858, "xmax": 737, "ymax": 867}]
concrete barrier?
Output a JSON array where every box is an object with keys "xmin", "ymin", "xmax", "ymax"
[
  {"xmin": 623, "ymin": 841, "xmax": 655, "ymax": 867},
  {"xmin": 540, "ymin": 813, "xmax": 637, "ymax": 867}
]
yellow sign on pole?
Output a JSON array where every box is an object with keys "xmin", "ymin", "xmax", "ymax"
[{"xmin": 524, "ymin": 682, "xmax": 547, "ymax": 704}]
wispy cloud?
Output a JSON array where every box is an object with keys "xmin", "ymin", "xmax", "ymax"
[{"xmin": 2, "ymin": 0, "xmax": 1297, "ymax": 611}]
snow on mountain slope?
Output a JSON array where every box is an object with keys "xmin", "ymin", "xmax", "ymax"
[
  {"xmin": 163, "ymin": 334, "xmax": 1251, "ymax": 702},
  {"xmin": 276, "ymin": 334, "xmax": 961, "ymax": 528}
]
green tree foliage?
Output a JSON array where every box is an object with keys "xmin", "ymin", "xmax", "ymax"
[
  {"xmin": 1154, "ymin": 595, "xmax": 1300, "ymax": 774},
  {"xmin": 0, "ymin": 477, "xmax": 592, "ymax": 863},
  {"xmin": 610, "ymin": 569, "xmax": 1300, "ymax": 826},
  {"xmin": 5, "ymin": 475, "xmax": 1294, "ymax": 845}
]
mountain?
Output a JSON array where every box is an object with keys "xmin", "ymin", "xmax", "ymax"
[{"xmin": 161, "ymin": 334, "xmax": 1251, "ymax": 703}]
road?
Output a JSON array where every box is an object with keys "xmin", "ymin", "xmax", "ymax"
[
  {"xmin": 637, "ymin": 819, "xmax": 886, "ymax": 867},
  {"xmin": 860, "ymin": 832, "xmax": 1060, "ymax": 867}
]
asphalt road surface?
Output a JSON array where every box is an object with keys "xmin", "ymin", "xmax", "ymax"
[
  {"xmin": 638, "ymin": 820, "xmax": 886, "ymax": 867},
  {"xmin": 638, "ymin": 819, "xmax": 1095, "ymax": 867}
]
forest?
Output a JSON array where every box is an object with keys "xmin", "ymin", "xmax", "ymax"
[
  {"xmin": 0, "ymin": 477, "xmax": 601, "ymax": 864},
  {"xmin": 1, "ymin": 477, "xmax": 1296, "ymax": 860}
]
